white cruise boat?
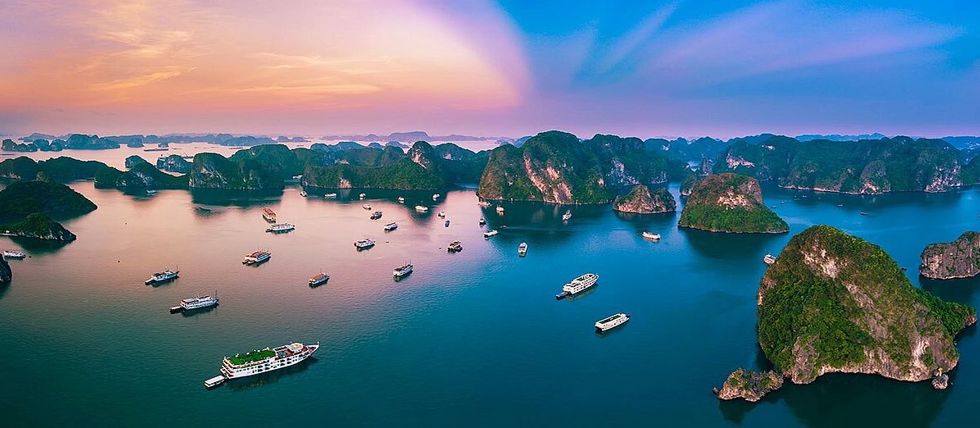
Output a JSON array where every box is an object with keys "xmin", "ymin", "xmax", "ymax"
[
  {"xmin": 397, "ymin": 196, "xmax": 405, "ymax": 204},
  {"xmin": 595, "ymin": 313, "xmax": 630, "ymax": 333},
  {"xmin": 432, "ymin": 193, "xmax": 440, "ymax": 200},
  {"xmin": 371, "ymin": 211, "xmax": 383, "ymax": 220},
  {"xmin": 763, "ymin": 254, "xmax": 777, "ymax": 265},
  {"xmin": 562, "ymin": 210, "xmax": 572, "ymax": 222},
  {"xmin": 415, "ymin": 205, "xmax": 429, "ymax": 213},
  {"xmin": 354, "ymin": 238, "xmax": 376, "ymax": 250},
  {"xmin": 308, "ymin": 272, "xmax": 330, "ymax": 287},
  {"xmin": 359, "ymin": 193, "xmax": 366, "ymax": 200},
  {"xmin": 215, "ymin": 342, "xmax": 319, "ymax": 383},
  {"xmin": 2, "ymin": 250, "xmax": 26, "ymax": 260},
  {"xmin": 243, "ymin": 250, "xmax": 271, "ymax": 265},
  {"xmin": 496, "ymin": 206, "xmax": 505, "ymax": 215},
  {"xmin": 518, "ymin": 242, "xmax": 528, "ymax": 257},
  {"xmin": 484, "ymin": 229, "xmax": 498, "ymax": 238},
  {"xmin": 362, "ymin": 204, "xmax": 372, "ymax": 210},
  {"xmin": 437, "ymin": 211, "xmax": 446, "ymax": 218},
  {"xmin": 265, "ymin": 223, "xmax": 295, "ymax": 233},
  {"xmin": 171, "ymin": 293, "xmax": 218, "ymax": 313},
  {"xmin": 384, "ymin": 222, "xmax": 398, "ymax": 231},
  {"xmin": 393, "ymin": 263, "xmax": 413, "ymax": 278},
  {"xmin": 145, "ymin": 269, "xmax": 179, "ymax": 285},
  {"xmin": 556, "ymin": 273, "xmax": 598, "ymax": 300},
  {"xmin": 300, "ymin": 190, "xmax": 308, "ymax": 197},
  {"xmin": 642, "ymin": 231, "xmax": 661, "ymax": 241},
  {"xmin": 324, "ymin": 192, "xmax": 338, "ymax": 199}
]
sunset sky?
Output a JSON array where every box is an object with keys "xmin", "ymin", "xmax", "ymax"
[{"xmin": 1, "ymin": 0, "xmax": 977, "ymax": 138}]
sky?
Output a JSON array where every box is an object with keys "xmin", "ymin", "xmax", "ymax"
[{"xmin": 0, "ymin": 0, "xmax": 978, "ymax": 139}]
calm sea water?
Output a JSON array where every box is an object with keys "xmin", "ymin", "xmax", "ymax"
[{"xmin": 1, "ymin": 148, "xmax": 979, "ymax": 427}]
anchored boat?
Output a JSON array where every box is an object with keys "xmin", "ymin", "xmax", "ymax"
[
  {"xmin": 484, "ymin": 229, "xmax": 498, "ymax": 238},
  {"xmin": 518, "ymin": 242, "xmax": 528, "ymax": 257},
  {"xmin": 384, "ymin": 222, "xmax": 398, "ymax": 231},
  {"xmin": 266, "ymin": 223, "xmax": 296, "ymax": 233},
  {"xmin": 496, "ymin": 206, "xmax": 505, "ymax": 215},
  {"xmin": 170, "ymin": 293, "xmax": 218, "ymax": 313},
  {"xmin": 243, "ymin": 250, "xmax": 272, "ymax": 265},
  {"xmin": 478, "ymin": 201, "xmax": 491, "ymax": 208},
  {"xmin": 354, "ymin": 238, "xmax": 376, "ymax": 250},
  {"xmin": 262, "ymin": 208, "xmax": 277, "ymax": 223},
  {"xmin": 432, "ymin": 193, "xmax": 440, "ymax": 200},
  {"xmin": 359, "ymin": 193, "xmax": 366, "ymax": 200},
  {"xmin": 595, "ymin": 313, "xmax": 630, "ymax": 333},
  {"xmin": 448, "ymin": 241, "xmax": 463, "ymax": 253},
  {"xmin": 562, "ymin": 210, "xmax": 572, "ymax": 222},
  {"xmin": 205, "ymin": 342, "xmax": 319, "ymax": 388},
  {"xmin": 145, "ymin": 269, "xmax": 179, "ymax": 285},
  {"xmin": 642, "ymin": 231, "xmax": 661, "ymax": 241},
  {"xmin": 397, "ymin": 196, "xmax": 405, "ymax": 204},
  {"xmin": 371, "ymin": 211, "xmax": 383, "ymax": 220},
  {"xmin": 2, "ymin": 250, "xmax": 26, "ymax": 260},
  {"xmin": 393, "ymin": 263, "xmax": 413, "ymax": 279},
  {"xmin": 308, "ymin": 272, "xmax": 330, "ymax": 287},
  {"xmin": 763, "ymin": 254, "xmax": 776, "ymax": 265},
  {"xmin": 415, "ymin": 205, "xmax": 429, "ymax": 213},
  {"xmin": 437, "ymin": 211, "xmax": 446, "ymax": 218},
  {"xmin": 363, "ymin": 204, "xmax": 372, "ymax": 210},
  {"xmin": 556, "ymin": 273, "xmax": 598, "ymax": 300}
]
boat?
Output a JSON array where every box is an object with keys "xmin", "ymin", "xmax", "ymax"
[
  {"xmin": 415, "ymin": 205, "xmax": 429, "ymax": 213},
  {"xmin": 432, "ymin": 193, "xmax": 440, "ymax": 200},
  {"xmin": 145, "ymin": 189, "xmax": 157, "ymax": 195},
  {"xmin": 397, "ymin": 196, "xmax": 405, "ymax": 204},
  {"xmin": 444, "ymin": 220, "xmax": 450, "ymax": 227},
  {"xmin": 859, "ymin": 211, "xmax": 870, "ymax": 216},
  {"xmin": 210, "ymin": 342, "xmax": 319, "ymax": 385},
  {"xmin": 384, "ymin": 222, "xmax": 398, "ymax": 231},
  {"xmin": 362, "ymin": 204, "xmax": 372, "ymax": 210},
  {"xmin": 144, "ymin": 269, "xmax": 179, "ymax": 285},
  {"xmin": 478, "ymin": 201, "xmax": 491, "ymax": 208},
  {"xmin": 555, "ymin": 273, "xmax": 599, "ymax": 300},
  {"xmin": 763, "ymin": 254, "xmax": 777, "ymax": 265},
  {"xmin": 447, "ymin": 241, "xmax": 462, "ymax": 253},
  {"xmin": 562, "ymin": 210, "xmax": 572, "ymax": 222},
  {"xmin": 642, "ymin": 231, "xmax": 661, "ymax": 241},
  {"xmin": 262, "ymin": 208, "xmax": 277, "ymax": 223},
  {"xmin": 359, "ymin": 193, "xmax": 366, "ymax": 200},
  {"xmin": 265, "ymin": 223, "xmax": 295, "ymax": 233},
  {"xmin": 393, "ymin": 263, "xmax": 413, "ymax": 278},
  {"xmin": 354, "ymin": 238, "xmax": 376, "ymax": 250},
  {"xmin": 204, "ymin": 376, "xmax": 225, "ymax": 389},
  {"xmin": 595, "ymin": 313, "xmax": 630, "ymax": 333},
  {"xmin": 484, "ymin": 229, "xmax": 499, "ymax": 238},
  {"xmin": 496, "ymin": 206, "xmax": 505, "ymax": 215},
  {"xmin": 324, "ymin": 192, "xmax": 338, "ymax": 199},
  {"xmin": 242, "ymin": 250, "xmax": 272, "ymax": 265},
  {"xmin": 518, "ymin": 242, "xmax": 528, "ymax": 257},
  {"xmin": 437, "ymin": 211, "xmax": 446, "ymax": 218},
  {"xmin": 300, "ymin": 190, "xmax": 308, "ymax": 197},
  {"xmin": 170, "ymin": 293, "xmax": 219, "ymax": 313},
  {"xmin": 308, "ymin": 272, "xmax": 330, "ymax": 287},
  {"xmin": 370, "ymin": 211, "xmax": 383, "ymax": 220},
  {"xmin": 2, "ymin": 250, "xmax": 26, "ymax": 260},
  {"xmin": 479, "ymin": 218, "xmax": 486, "ymax": 226}
]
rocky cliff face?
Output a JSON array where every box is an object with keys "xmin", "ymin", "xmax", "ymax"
[
  {"xmin": 756, "ymin": 226, "xmax": 975, "ymax": 386},
  {"xmin": 156, "ymin": 155, "xmax": 193, "ymax": 173},
  {"xmin": 715, "ymin": 369, "xmax": 783, "ymax": 402},
  {"xmin": 613, "ymin": 185, "xmax": 675, "ymax": 214},
  {"xmin": 920, "ymin": 232, "xmax": 980, "ymax": 280},
  {"xmin": 0, "ymin": 256, "xmax": 11, "ymax": 284},
  {"xmin": 678, "ymin": 173, "xmax": 788, "ymax": 233}
]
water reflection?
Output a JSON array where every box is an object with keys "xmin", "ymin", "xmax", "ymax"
[
  {"xmin": 224, "ymin": 357, "xmax": 319, "ymax": 391},
  {"xmin": 681, "ymin": 227, "xmax": 782, "ymax": 260}
]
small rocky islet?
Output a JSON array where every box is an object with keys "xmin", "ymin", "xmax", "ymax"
[
  {"xmin": 678, "ymin": 173, "xmax": 788, "ymax": 233},
  {"xmin": 920, "ymin": 231, "xmax": 980, "ymax": 280}
]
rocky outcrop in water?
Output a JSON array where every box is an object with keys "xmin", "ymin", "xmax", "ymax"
[
  {"xmin": 613, "ymin": 185, "xmax": 675, "ymax": 214},
  {"xmin": 2, "ymin": 213, "xmax": 76, "ymax": 242},
  {"xmin": 0, "ymin": 256, "xmax": 11, "ymax": 284},
  {"xmin": 920, "ymin": 232, "xmax": 980, "ymax": 280},
  {"xmin": 715, "ymin": 369, "xmax": 783, "ymax": 402},
  {"xmin": 678, "ymin": 173, "xmax": 787, "ymax": 233},
  {"xmin": 125, "ymin": 155, "xmax": 149, "ymax": 169},
  {"xmin": 156, "ymin": 154, "xmax": 193, "ymax": 173}
]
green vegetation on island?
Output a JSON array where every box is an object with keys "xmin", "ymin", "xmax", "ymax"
[
  {"xmin": 678, "ymin": 173, "xmax": 788, "ymax": 233},
  {"xmin": 0, "ymin": 181, "xmax": 96, "ymax": 242}
]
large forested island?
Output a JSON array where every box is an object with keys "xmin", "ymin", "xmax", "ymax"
[
  {"xmin": 719, "ymin": 226, "xmax": 976, "ymax": 401},
  {"xmin": 678, "ymin": 173, "xmax": 788, "ymax": 233}
]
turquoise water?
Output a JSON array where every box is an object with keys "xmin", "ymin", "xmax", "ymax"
[{"xmin": 1, "ymin": 166, "xmax": 979, "ymax": 426}]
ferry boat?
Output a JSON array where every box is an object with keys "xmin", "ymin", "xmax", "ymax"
[
  {"xmin": 562, "ymin": 210, "xmax": 572, "ymax": 222},
  {"xmin": 432, "ymin": 193, "xmax": 440, "ymax": 200},
  {"xmin": 362, "ymin": 204, "xmax": 372, "ymax": 210},
  {"xmin": 518, "ymin": 242, "xmax": 528, "ymax": 257},
  {"xmin": 170, "ymin": 293, "xmax": 218, "ymax": 313},
  {"xmin": 415, "ymin": 205, "xmax": 429, "ymax": 213},
  {"xmin": 145, "ymin": 269, "xmax": 179, "ymax": 285},
  {"xmin": 763, "ymin": 254, "xmax": 777, "ymax": 265},
  {"xmin": 308, "ymin": 272, "xmax": 330, "ymax": 287},
  {"xmin": 397, "ymin": 196, "xmax": 405, "ymax": 204},
  {"xmin": 2, "ymin": 250, "xmax": 26, "ymax": 260},
  {"xmin": 243, "ymin": 250, "xmax": 272, "ymax": 265},
  {"xmin": 496, "ymin": 206, "xmax": 505, "ymax": 215},
  {"xmin": 359, "ymin": 193, "xmax": 366, "ymax": 200},
  {"xmin": 209, "ymin": 342, "xmax": 319, "ymax": 386},
  {"xmin": 642, "ymin": 231, "xmax": 661, "ymax": 241},
  {"xmin": 393, "ymin": 263, "xmax": 413, "ymax": 278},
  {"xmin": 324, "ymin": 192, "xmax": 338, "ymax": 199},
  {"xmin": 437, "ymin": 211, "xmax": 446, "ymax": 218},
  {"xmin": 479, "ymin": 218, "xmax": 486, "ymax": 226},
  {"xmin": 484, "ymin": 229, "xmax": 498, "ymax": 238},
  {"xmin": 384, "ymin": 222, "xmax": 398, "ymax": 231},
  {"xmin": 354, "ymin": 238, "xmax": 376, "ymax": 250},
  {"xmin": 448, "ymin": 241, "xmax": 462, "ymax": 253},
  {"xmin": 370, "ymin": 211, "xmax": 383, "ymax": 220},
  {"xmin": 556, "ymin": 273, "xmax": 599, "ymax": 300},
  {"xmin": 262, "ymin": 208, "xmax": 277, "ymax": 223},
  {"xmin": 595, "ymin": 313, "xmax": 630, "ymax": 333},
  {"xmin": 266, "ymin": 223, "xmax": 295, "ymax": 233}
]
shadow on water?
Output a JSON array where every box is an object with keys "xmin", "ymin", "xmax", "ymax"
[
  {"xmin": 920, "ymin": 275, "xmax": 980, "ymax": 305},
  {"xmin": 180, "ymin": 305, "xmax": 218, "ymax": 318},
  {"xmin": 224, "ymin": 357, "xmax": 319, "ymax": 391},
  {"xmin": 7, "ymin": 237, "xmax": 72, "ymax": 254},
  {"xmin": 190, "ymin": 189, "xmax": 284, "ymax": 207},
  {"xmin": 613, "ymin": 210, "xmax": 678, "ymax": 232},
  {"xmin": 764, "ymin": 184, "xmax": 966, "ymax": 212},
  {"xmin": 478, "ymin": 202, "xmax": 610, "ymax": 249},
  {"xmin": 680, "ymin": 228, "xmax": 783, "ymax": 260}
]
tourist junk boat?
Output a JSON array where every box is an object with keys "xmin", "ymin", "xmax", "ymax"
[
  {"xmin": 479, "ymin": 218, "xmax": 486, "ymax": 226},
  {"xmin": 763, "ymin": 254, "xmax": 777, "ymax": 265},
  {"xmin": 243, "ymin": 250, "xmax": 272, "ymax": 265},
  {"xmin": 595, "ymin": 313, "xmax": 630, "ymax": 333},
  {"xmin": 484, "ymin": 229, "xmax": 498, "ymax": 238},
  {"xmin": 384, "ymin": 222, "xmax": 398, "ymax": 231},
  {"xmin": 518, "ymin": 242, "xmax": 528, "ymax": 257},
  {"xmin": 262, "ymin": 208, "xmax": 277, "ymax": 223},
  {"xmin": 2, "ymin": 250, "xmax": 26, "ymax": 259},
  {"xmin": 370, "ymin": 211, "xmax": 383, "ymax": 220},
  {"xmin": 145, "ymin": 269, "xmax": 179, "ymax": 285},
  {"xmin": 562, "ymin": 210, "xmax": 572, "ymax": 222},
  {"xmin": 393, "ymin": 263, "xmax": 413, "ymax": 279},
  {"xmin": 397, "ymin": 196, "xmax": 405, "ymax": 204},
  {"xmin": 432, "ymin": 193, "xmax": 440, "ymax": 200},
  {"xmin": 415, "ymin": 205, "xmax": 429, "ymax": 213},
  {"xmin": 266, "ymin": 223, "xmax": 296, "ymax": 233},
  {"xmin": 556, "ymin": 273, "xmax": 599, "ymax": 300},
  {"xmin": 205, "ymin": 342, "xmax": 320, "ymax": 389},
  {"xmin": 308, "ymin": 272, "xmax": 330, "ymax": 287},
  {"xmin": 448, "ymin": 240, "xmax": 463, "ymax": 253},
  {"xmin": 642, "ymin": 231, "xmax": 661, "ymax": 241},
  {"xmin": 437, "ymin": 211, "xmax": 446, "ymax": 218},
  {"xmin": 359, "ymin": 193, "xmax": 366, "ymax": 200},
  {"xmin": 354, "ymin": 238, "xmax": 376, "ymax": 250},
  {"xmin": 496, "ymin": 206, "xmax": 505, "ymax": 215},
  {"xmin": 170, "ymin": 293, "xmax": 219, "ymax": 313}
]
